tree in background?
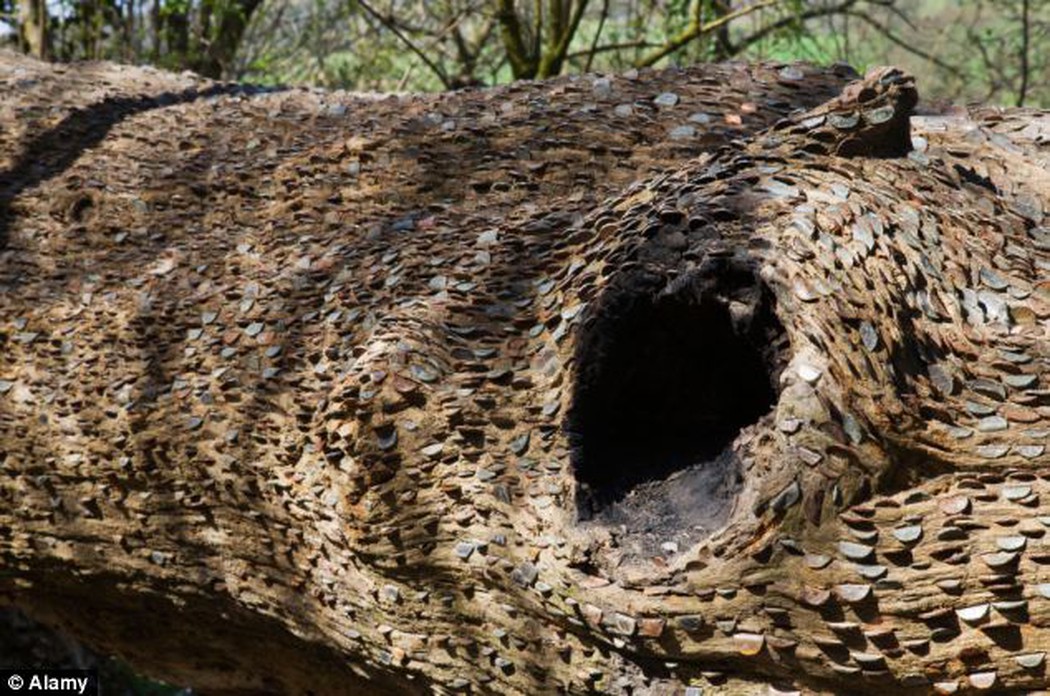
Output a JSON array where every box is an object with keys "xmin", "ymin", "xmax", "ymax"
[
  {"xmin": 16, "ymin": 0, "xmax": 50, "ymax": 59},
  {"xmin": 952, "ymin": 0, "xmax": 1039, "ymax": 107},
  {"xmin": 784, "ymin": 0, "xmax": 1046, "ymax": 107},
  {"xmin": 0, "ymin": 1, "xmax": 1047, "ymax": 103},
  {"xmin": 1, "ymin": 0, "xmax": 262, "ymax": 77},
  {"xmin": 241, "ymin": 0, "xmax": 1050, "ymax": 107}
]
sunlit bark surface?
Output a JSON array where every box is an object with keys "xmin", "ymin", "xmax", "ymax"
[{"xmin": 1, "ymin": 51, "xmax": 1048, "ymax": 695}]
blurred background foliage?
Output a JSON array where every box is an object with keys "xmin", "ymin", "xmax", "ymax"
[{"xmin": 0, "ymin": 0, "xmax": 1046, "ymax": 106}]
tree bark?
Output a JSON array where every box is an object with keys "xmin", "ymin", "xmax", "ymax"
[
  {"xmin": 496, "ymin": 0, "xmax": 537, "ymax": 78},
  {"xmin": 194, "ymin": 0, "xmax": 262, "ymax": 79},
  {"xmin": 16, "ymin": 0, "xmax": 49, "ymax": 59},
  {"xmin": 0, "ymin": 54, "xmax": 1048, "ymax": 695}
]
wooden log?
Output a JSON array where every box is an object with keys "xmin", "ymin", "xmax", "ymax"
[{"xmin": 1, "ymin": 51, "xmax": 1047, "ymax": 694}]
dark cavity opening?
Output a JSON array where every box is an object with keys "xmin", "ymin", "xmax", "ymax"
[{"xmin": 568, "ymin": 257, "xmax": 786, "ymax": 518}]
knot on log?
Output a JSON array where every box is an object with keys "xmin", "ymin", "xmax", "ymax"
[{"xmin": 775, "ymin": 65, "xmax": 919, "ymax": 158}]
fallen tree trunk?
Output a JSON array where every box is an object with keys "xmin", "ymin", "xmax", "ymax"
[{"xmin": 0, "ymin": 51, "xmax": 1048, "ymax": 695}]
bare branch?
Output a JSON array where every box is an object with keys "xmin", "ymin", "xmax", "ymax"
[
  {"xmin": 727, "ymin": 0, "xmax": 860, "ymax": 57},
  {"xmin": 583, "ymin": 0, "xmax": 608, "ymax": 73},
  {"xmin": 356, "ymin": 0, "xmax": 453, "ymax": 88},
  {"xmin": 968, "ymin": 22, "xmax": 1007, "ymax": 103},
  {"xmin": 847, "ymin": 10, "xmax": 963, "ymax": 78},
  {"xmin": 567, "ymin": 39, "xmax": 657, "ymax": 61},
  {"xmin": 635, "ymin": 0, "xmax": 781, "ymax": 68},
  {"xmin": 1018, "ymin": 0, "xmax": 1030, "ymax": 106},
  {"xmin": 537, "ymin": 0, "xmax": 589, "ymax": 77},
  {"xmin": 882, "ymin": 2, "xmax": 919, "ymax": 33}
]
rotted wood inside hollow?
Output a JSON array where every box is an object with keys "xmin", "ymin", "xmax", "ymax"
[{"xmin": 569, "ymin": 256, "xmax": 787, "ymax": 546}]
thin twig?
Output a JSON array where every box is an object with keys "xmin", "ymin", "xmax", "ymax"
[
  {"xmin": 886, "ymin": 1, "xmax": 919, "ymax": 33},
  {"xmin": 969, "ymin": 23, "xmax": 1006, "ymax": 103},
  {"xmin": 584, "ymin": 0, "xmax": 609, "ymax": 72},
  {"xmin": 726, "ymin": 0, "xmax": 859, "ymax": 56},
  {"xmin": 567, "ymin": 39, "xmax": 656, "ymax": 60},
  {"xmin": 1018, "ymin": 0, "xmax": 1030, "ymax": 106},
  {"xmin": 847, "ymin": 10, "xmax": 962, "ymax": 77},
  {"xmin": 636, "ymin": 0, "xmax": 780, "ymax": 67},
  {"xmin": 397, "ymin": 61, "xmax": 415, "ymax": 90},
  {"xmin": 356, "ymin": 0, "xmax": 452, "ymax": 88}
]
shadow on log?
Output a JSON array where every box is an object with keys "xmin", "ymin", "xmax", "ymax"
[{"xmin": 0, "ymin": 51, "xmax": 1048, "ymax": 695}]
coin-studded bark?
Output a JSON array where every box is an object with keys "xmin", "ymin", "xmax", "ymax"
[{"xmin": 1, "ymin": 52, "xmax": 1048, "ymax": 696}]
